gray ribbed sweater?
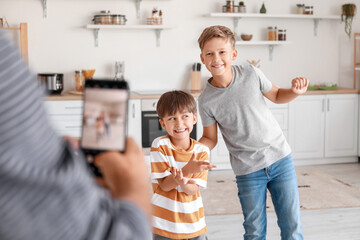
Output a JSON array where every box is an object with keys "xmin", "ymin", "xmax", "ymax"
[{"xmin": 0, "ymin": 30, "xmax": 151, "ymax": 240}]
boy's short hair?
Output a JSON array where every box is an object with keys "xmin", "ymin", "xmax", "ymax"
[
  {"xmin": 157, "ymin": 90, "xmax": 197, "ymax": 119},
  {"xmin": 198, "ymin": 25, "xmax": 235, "ymax": 51}
]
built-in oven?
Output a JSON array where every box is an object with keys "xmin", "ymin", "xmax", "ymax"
[{"xmin": 141, "ymin": 99, "xmax": 196, "ymax": 150}]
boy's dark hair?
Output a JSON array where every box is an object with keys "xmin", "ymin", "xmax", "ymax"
[
  {"xmin": 198, "ymin": 25, "xmax": 235, "ymax": 51},
  {"xmin": 156, "ymin": 90, "xmax": 197, "ymax": 119}
]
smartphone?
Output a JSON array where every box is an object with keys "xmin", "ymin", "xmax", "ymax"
[{"xmin": 80, "ymin": 79, "xmax": 129, "ymax": 176}]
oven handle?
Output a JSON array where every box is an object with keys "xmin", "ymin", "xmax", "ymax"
[{"xmin": 143, "ymin": 113, "xmax": 159, "ymax": 118}]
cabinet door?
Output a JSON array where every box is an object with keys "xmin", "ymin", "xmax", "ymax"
[
  {"xmin": 127, "ymin": 99, "xmax": 142, "ymax": 148},
  {"xmin": 289, "ymin": 95, "xmax": 325, "ymax": 159},
  {"xmin": 325, "ymin": 94, "xmax": 358, "ymax": 157},
  {"xmin": 44, "ymin": 100, "xmax": 83, "ymax": 137},
  {"xmin": 210, "ymin": 129, "xmax": 232, "ymax": 170}
]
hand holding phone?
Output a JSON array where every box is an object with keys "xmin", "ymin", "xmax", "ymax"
[{"xmin": 80, "ymin": 79, "xmax": 129, "ymax": 176}]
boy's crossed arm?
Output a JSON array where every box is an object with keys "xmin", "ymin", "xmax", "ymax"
[{"xmin": 157, "ymin": 153, "xmax": 216, "ymax": 195}]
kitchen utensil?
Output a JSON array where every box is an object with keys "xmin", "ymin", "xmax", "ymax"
[
  {"xmin": 82, "ymin": 69, "xmax": 96, "ymax": 80},
  {"xmin": 92, "ymin": 11, "xmax": 127, "ymax": 25},
  {"xmin": 241, "ymin": 34, "xmax": 253, "ymax": 41},
  {"xmin": 38, "ymin": 73, "xmax": 64, "ymax": 95}
]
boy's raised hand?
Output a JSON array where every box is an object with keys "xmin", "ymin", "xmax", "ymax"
[
  {"xmin": 291, "ymin": 77, "xmax": 309, "ymax": 95},
  {"xmin": 172, "ymin": 168, "xmax": 195, "ymax": 185},
  {"xmin": 182, "ymin": 153, "xmax": 217, "ymax": 176}
]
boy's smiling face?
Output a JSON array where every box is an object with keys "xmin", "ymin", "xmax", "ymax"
[
  {"xmin": 159, "ymin": 110, "xmax": 197, "ymax": 149},
  {"xmin": 200, "ymin": 37, "xmax": 237, "ymax": 81}
]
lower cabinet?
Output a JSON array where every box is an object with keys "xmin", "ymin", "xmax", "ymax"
[
  {"xmin": 127, "ymin": 99, "xmax": 142, "ymax": 148},
  {"xmin": 210, "ymin": 100, "xmax": 289, "ymax": 170},
  {"xmin": 44, "ymin": 100, "xmax": 83, "ymax": 137},
  {"xmin": 289, "ymin": 94, "xmax": 358, "ymax": 164}
]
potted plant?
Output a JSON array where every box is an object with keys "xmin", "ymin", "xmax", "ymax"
[
  {"xmin": 239, "ymin": 1, "xmax": 246, "ymax": 13},
  {"xmin": 341, "ymin": 3, "xmax": 356, "ymax": 38}
]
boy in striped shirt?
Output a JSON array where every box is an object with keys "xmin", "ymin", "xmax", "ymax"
[{"xmin": 150, "ymin": 90, "xmax": 216, "ymax": 240}]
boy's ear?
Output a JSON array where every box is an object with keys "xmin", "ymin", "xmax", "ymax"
[
  {"xmin": 200, "ymin": 53, "xmax": 205, "ymax": 64},
  {"xmin": 232, "ymin": 48, "xmax": 238, "ymax": 60},
  {"xmin": 193, "ymin": 113, "xmax": 198, "ymax": 124},
  {"xmin": 159, "ymin": 119, "xmax": 166, "ymax": 129}
]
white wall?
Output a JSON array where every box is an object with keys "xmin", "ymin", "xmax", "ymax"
[{"xmin": 1, "ymin": 0, "xmax": 359, "ymax": 92}]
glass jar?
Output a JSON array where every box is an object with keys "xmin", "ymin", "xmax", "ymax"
[
  {"xmin": 296, "ymin": 4, "xmax": 305, "ymax": 14},
  {"xmin": 226, "ymin": 0, "xmax": 235, "ymax": 13},
  {"xmin": 268, "ymin": 26, "xmax": 277, "ymax": 41},
  {"xmin": 304, "ymin": 6, "xmax": 313, "ymax": 15},
  {"xmin": 278, "ymin": 29, "xmax": 286, "ymax": 41},
  {"xmin": 75, "ymin": 70, "xmax": 85, "ymax": 91}
]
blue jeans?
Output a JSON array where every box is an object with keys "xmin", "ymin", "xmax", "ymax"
[{"xmin": 236, "ymin": 154, "xmax": 303, "ymax": 240}]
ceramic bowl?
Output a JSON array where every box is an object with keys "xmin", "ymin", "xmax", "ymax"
[{"xmin": 241, "ymin": 34, "xmax": 253, "ymax": 41}]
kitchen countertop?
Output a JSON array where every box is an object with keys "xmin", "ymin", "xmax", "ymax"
[
  {"xmin": 46, "ymin": 88, "xmax": 359, "ymax": 101},
  {"xmin": 46, "ymin": 90, "xmax": 203, "ymax": 101}
]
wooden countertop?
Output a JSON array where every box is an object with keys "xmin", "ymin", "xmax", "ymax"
[
  {"xmin": 46, "ymin": 90, "xmax": 203, "ymax": 101},
  {"xmin": 46, "ymin": 88, "xmax": 359, "ymax": 101}
]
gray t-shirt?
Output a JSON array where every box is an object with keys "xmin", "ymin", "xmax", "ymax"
[{"xmin": 198, "ymin": 64, "xmax": 291, "ymax": 176}]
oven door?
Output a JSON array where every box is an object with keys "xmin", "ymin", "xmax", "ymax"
[{"xmin": 141, "ymin": 111, "xmax": 197, "ymax": 149}]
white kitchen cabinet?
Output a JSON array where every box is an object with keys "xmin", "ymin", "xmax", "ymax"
[
  {"xmin": 44, "ymin": 100, "xmax": 83, "ymax": 137},
  {"xmin": 127, "ymin": 99, "xmax": 142, "ymax": 148},
  {"xmin": 289, "ymin": 94, "xmax": 358, "ymax": 164},
  {"xmin": 210, "ymin": 99, "xmax": 289, "ymax": 170}
]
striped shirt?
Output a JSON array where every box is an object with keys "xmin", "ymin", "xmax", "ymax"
[
  {"xmin": 0, "ymin": 30, "xmax": 151, "ymax": 240},
  {"xmin": 150, "ymin": 135, "xmax": 210, "ymax": 239}
]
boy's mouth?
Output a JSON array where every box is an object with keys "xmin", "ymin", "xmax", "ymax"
[
  {"xmin": 174, "ymin": 129, "xmax": 186, "ymax": 133},
  {"xmin": 212, "ymin": 64, "xmax": 224, "ymax": 69}
]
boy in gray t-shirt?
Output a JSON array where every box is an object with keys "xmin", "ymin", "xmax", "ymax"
[{"xmin": 197, "ymin": 25, "xmax": 309, "ymax": 240}]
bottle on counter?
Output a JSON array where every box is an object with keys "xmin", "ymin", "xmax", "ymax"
[{"xmin": 114, "ymin": 61, "xmax": 125, "ymax": 81}]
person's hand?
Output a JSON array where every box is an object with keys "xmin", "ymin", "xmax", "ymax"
[
  {"xmin": 291, "ymin": 77, "xmax": 309, "ymax": 95},
  {"xmin": 182, "ymin": 153, "xmax": 216, "ymax": 176},
  {"xmin": 171, "ymin": 168, "xmax": 195, "ymax": 186},
  {"xmin": 63, "ymin": 136, "xmax": 80, "ymax": 150},
  {"xmin": 94, "ymin": 138, "xmax": 151, "ymax": 218}
]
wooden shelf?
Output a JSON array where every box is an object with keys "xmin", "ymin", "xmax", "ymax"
[{"xmin": 86, "ymin": 24, "xmax": 174, "ymax": 47}]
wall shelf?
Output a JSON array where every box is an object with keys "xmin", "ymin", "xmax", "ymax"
[
  {"xmin": 86, "ymin": 24, "xmax": 173, "ymax": 47},
  {"xmin": 208, "ymin": 13, "xmax": 341, "ymax": 37},
  {"xmin": 41, "ymin": 0, "xmax": 172, "ymax": 19},
  {"xmin": 236, "ymin": 41, "xmax": 291, "ymax": 61}
]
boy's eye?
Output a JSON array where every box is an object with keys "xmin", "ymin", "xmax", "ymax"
[
  {"xmin": 183, "ymin": 115, "xmax": 189, "ymax": 118},
  {"xmin": 169, "ymin": 117, "xmax": 175, "ymax": 120},
  {"xmin": 220, "ymin": 51, "xmax": 226, "ymax": 54},
  {"xmin": 206, "ymin": 53, "xmax": 212, "ymax": 56}
]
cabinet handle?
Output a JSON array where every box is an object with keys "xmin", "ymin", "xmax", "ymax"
[
  {"xmin": 327, "ymin": 98, "xmax": 330, "ymax": 112},
  {"xmin": 322, "ymin": 99, "xmax": 325, "ymax": 112},
  {"xmin": 132, "ymin": 104, "xmax": 135, "ymax": 118}
]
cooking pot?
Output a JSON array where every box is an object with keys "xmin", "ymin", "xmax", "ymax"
[
  {"xmin": 38, "ymin": 73, "xmax": 64, "ymax": 95},
  {"xmin": 92, "ymin": 11, "xmax": 127, "ymax": 25}
]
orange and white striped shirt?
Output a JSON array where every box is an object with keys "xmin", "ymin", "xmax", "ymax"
[{"xmin": 150, "ymin": 135, "xmax": 210, "ymax": 239}]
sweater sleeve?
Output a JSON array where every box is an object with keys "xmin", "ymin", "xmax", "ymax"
[{"xmin": 0, "ymin": 30, "xmax": 151, "ymax": 240}]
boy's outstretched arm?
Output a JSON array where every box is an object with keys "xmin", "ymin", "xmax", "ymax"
[{"xmin": 263, "ymin": 77, "xmax": 309, "ymax": 104}]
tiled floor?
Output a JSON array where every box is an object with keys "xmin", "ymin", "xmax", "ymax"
[{"xmin": 205, "ymin": 162, "xmax": 360, "ymax": 240}]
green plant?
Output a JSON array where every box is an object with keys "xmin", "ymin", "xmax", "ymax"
[
  {"xmin": 341, "ymin": 3, "xmax": 356, "ymax": 38},
  {"xmin": 260, "ymin": 2, "xmax": 266, "ymax": 14},
  {"xmin": 239, "ymin": 1, "xmax": 244, "ymax": 6}
]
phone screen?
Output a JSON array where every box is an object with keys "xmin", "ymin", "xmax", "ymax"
[{"xmin": 81, "ymin": 80, "xmax": 128, "ymax": 153}]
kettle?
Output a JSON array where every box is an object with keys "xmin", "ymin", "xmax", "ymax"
[{"xmin": 38, "ymin": 73, "xmax": 64, "ymax": 95}]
